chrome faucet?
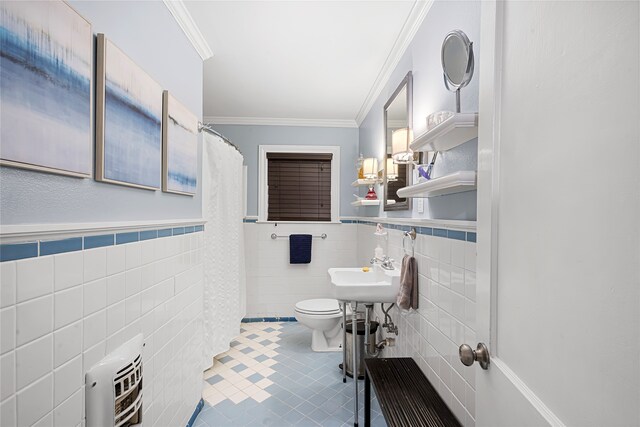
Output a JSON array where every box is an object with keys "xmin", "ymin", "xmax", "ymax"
[{"xmin": 370, "ymin": 255, "xmax": 395, "ymax": 270}]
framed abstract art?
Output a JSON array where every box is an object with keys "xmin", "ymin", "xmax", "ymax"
[
  {"xmin": 95, "ymin": 33, "xmax": 162, "ymax": 190},
  {"xmin": 0, "ymin": 1, "xmax": 93, "ymax": 177},
  {"xmin": 162, "ymin": 91, "xmax": 198, "ymax": 196}
]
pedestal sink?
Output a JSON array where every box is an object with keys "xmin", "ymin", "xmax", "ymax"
[
  {"xmin": 328, "ymin": 265, "xmax": 401, "ymax": 303},
  {"xmin": 329, "ymin": 264, "xmax": 402, "ymax": 425}
]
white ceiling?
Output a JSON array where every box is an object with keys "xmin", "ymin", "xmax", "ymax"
[{"xmin": 181, "ymin": 1, "xmax": 424, "ymax": 127}]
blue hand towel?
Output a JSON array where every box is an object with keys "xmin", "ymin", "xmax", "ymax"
[{"xmin": 289, "ymin": 234, "xmax": 312, "ymax": 264}]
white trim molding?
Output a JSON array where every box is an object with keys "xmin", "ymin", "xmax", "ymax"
[
  {"xmin": 163, "ymin": 0, "xmax": 213, "ymax": 60},
  {"xmin": 258, "ymin": 145, "xmax": 341, "ymax": 223},
  {"xmin": 355, "ymin": 0, "xmax": 433, "ymax": 126},
  {"xmin": 0, "ymin": 218, "xmax": 206, "ymax": 243},
  {"xmin": 204, "ymin": 116, "xmax": 357, "ymax": 129}
]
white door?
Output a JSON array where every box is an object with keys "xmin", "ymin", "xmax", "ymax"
[{"xmin": 471, "ymin": 1, "xmax": 640, "ymax": 426}]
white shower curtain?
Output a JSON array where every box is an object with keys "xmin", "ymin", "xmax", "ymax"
[{"xmin": 202, "ymin": 132, "xmax": 246, "ymax": 370}]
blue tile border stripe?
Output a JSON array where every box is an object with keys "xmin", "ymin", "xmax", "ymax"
[
  {"xmin": 0, "ymin": 224, "xmax": 205, "ymax": 262},
  {"xmin": 158, "ymin": 228, "xmax": 173, "ymax": 238},
  {"xmin": 116, "ymin": 232, "xmax": 139, "ymax": 245},
  {"xmin": 186, "ymin": 399, "xmax": 204, "ymax": 427},
  {"xmin": 242, "ymin": 317, "xmax": 298, "ymax": 323},
  {"xmin": 0, "ymin": 242, "xmax": 38, "ymax": 262},
  {"xmin": 243, "ymin": 217, "xmax": 476, "ymax": 243},
  {"xmin": 354, "ymin": 219, "xmax": 475, "ymax": 242},
  {"xmin": 139, "ymin": 230, "xmax": 157, "ymax": 241},
  {"xmin": 84, "ymin": 234, "xmax": 115, "ymax": 249},
  {"xmin": 40, "ymin": 237, "xmax": 82, "ymax": 256}
]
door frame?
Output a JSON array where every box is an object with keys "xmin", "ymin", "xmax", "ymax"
[{"xmin": 475, "ymin": 2, "xmax": 565, "ymax": 425}]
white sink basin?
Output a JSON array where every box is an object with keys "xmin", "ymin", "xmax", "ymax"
[{"xmin": 328, "ymin": 265, "xmax": 401, "ymax": 303}]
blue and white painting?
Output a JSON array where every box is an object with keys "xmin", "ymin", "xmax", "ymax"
[
  {"xmin": 0, "ymin": 1, "xmax": 92, "ymax": 176},
  {"xmin": 163, "ymin": 92, "xmax": 197, "ymax": 195},
  {"xmin": 98, "ymin": 35, "xmax": 162, "ymax": 189}
]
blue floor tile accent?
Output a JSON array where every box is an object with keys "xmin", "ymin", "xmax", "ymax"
[
  {"xmin": 247, "ymin": 372, "xmax": 263, "ymax": 383},
  {"xmin": 186, "ymin": 399, "xmax": 204, "ymax": 427},
  {"xmin": 231, "ymin": 363, "xmax": 247, "ymax": 372},
  {"xmin": 254, "ymin": 354, "xmax": 269, "ymax": 363},
  {"xmin": 206, "ymin": 374, "xmax": 224, "ymax": 385}
]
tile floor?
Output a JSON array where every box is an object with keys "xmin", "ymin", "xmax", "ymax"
[{"xmin": 196, "ymin": 322, "xmax": 386, "ymax": 426}]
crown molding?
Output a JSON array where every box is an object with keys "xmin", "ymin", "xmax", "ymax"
[
  {"xmin": 355, "ymin": 0, "xmax": 433, "ymax": 126},
  {"xmin": 203, "ymin": 116, "xmax": 358, "ymax": 128},
  {"xmin": 163, "ymin": 0, "xmax": 213, "ymax": 60}
]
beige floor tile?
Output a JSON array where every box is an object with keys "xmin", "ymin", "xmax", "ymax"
[
  {"xmin": 228, "ymin": 390, "xmax": 249, "ymax": 404},
  {"xmin": 251, "ymin": 389, "xmax": 271, "ymax": 403}
]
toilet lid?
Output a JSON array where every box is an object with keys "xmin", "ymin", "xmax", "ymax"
[{"xmin": 295, "ymin": 298, "xmax": 341, "ymax": 314}]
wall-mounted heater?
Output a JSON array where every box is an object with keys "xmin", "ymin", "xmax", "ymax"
[{"xmin": 86, "ymin": 334, "xmax": 144, "ymax": 427}]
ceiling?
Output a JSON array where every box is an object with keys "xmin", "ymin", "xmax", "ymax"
[{"xmin": 180, "ymin": 1, "xmax": 425, "ymax": 127}]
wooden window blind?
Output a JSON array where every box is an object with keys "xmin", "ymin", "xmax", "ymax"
[{"xmin": 267, "ymin": 152, "xmax": 332, "ymax": 221}]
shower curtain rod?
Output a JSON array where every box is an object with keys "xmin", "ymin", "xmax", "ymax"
[{"xmin": 198, "ymin": 122, "xmax": 242, "ymax": 154}]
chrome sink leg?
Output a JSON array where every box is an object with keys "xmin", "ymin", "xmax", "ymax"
[
  {"xmin": 352, "ymin": 301, "xmax": 358, "ymax": 426},
  {"xmin": 342, "ymin": 301, "xmax": 347, "ymax": 383}
]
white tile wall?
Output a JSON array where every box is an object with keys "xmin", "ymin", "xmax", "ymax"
[
  {"xmin": 0, "ymin": 231, "xmax": 204, "ymax": 427},
  {"xmin": 357, "ymin": 222, "xmax": 477, "ymax": 426},
  {"xmin": 243, "ymin": 222, "xmax": 358, "ymax": 317}
]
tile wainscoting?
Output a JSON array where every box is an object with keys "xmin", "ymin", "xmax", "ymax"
[
  {"xmin": 357, "ymin": 219, "xmax": 477, "ymax": 426},
  {"xmin": 243, "ymin": 221, "xmax": 358, "ymax": 318},
  {"xmin": 0, "ymin": 222, "xmax": 205, "ymax": 427}
]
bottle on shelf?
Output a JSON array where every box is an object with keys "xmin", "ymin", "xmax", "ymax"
[{"xmin": 356, "ymin": 153, "xmax": 364, "ymax": 179}]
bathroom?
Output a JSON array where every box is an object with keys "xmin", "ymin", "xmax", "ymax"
[{"xmin": 0, "ymin": 1, "xmax": 638, "ymax": 426}]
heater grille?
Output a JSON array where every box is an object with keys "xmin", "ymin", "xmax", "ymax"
[
  {"xmin": 114, "ymin": 355, "xmax": 143, "ymax": 427},
  {"xmin": 86, "ymin": 334, "xmax": 144, "ymax": 427}
]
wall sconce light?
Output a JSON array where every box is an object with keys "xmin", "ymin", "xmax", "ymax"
[
  {"xmin": 386, "ymin": 158, "xmax": 398, "ymax": 181},
  {"xmin": 391, "ymin": 127, "xmax": 414, "ymax": 163},
  {"xmin": 362, "ymin": 157, "xmax": 378, "ymax": 179}
]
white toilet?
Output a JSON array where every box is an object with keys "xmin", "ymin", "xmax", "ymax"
[{"xmin": 294, "ymin": 298, "xmax": 350, "ymax": 352}]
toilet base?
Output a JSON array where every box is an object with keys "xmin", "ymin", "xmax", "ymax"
[{"xmin": 311, "ymin": 322, "xmax": 343, "ymax": 352}]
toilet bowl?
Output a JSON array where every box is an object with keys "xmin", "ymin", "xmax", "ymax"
[{"xmin": 294, "ymin": 298, "xmax": 350, "ymax": 352}]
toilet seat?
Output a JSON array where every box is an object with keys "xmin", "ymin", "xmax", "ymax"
[{"xmin": 295, "ymin": 298, "xmax": 342, "ymax": 315}]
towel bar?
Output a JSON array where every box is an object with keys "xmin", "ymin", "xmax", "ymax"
[{"xmin": 271, "ymin": 233, "xmax": 327, "ymax": 240}]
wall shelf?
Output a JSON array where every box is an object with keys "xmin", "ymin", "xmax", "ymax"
[
  {"xmin": 410, "ymin": 112, "xmax": 478, "ymax": 152},
  {"xmin": 351, "ymin": 199, "xmax": 381, "ymax": 207},
  {"xmin": 352, "ymin": 178, "xmax": 380, "ymax": 187},
  {"xmin": 396, "ymin": 171, "xmax": 477, "ymax": 198}
]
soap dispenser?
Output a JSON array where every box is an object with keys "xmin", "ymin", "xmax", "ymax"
[{"xmin": 374, "ymin": 244, "xmax": 384, "ymax": 260}]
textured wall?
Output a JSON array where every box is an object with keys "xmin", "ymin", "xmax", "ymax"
[
  {"xmin": 0, "ymin": 1, "xmax": 203, "ymax": 225},
  {"xmin": 212, "ymin": 124, "xmax": 359, "ymax": 217},
  {"xmin": 358, "ymin": 1, "xmax": 480, "ymax": 220}
]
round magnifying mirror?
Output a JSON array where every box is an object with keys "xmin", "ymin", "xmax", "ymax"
[{"xmin": 441, "ymin": 30, "xmax": 474, "ymax": 92}]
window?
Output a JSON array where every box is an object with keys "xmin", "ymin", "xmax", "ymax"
[{"xmin": 259, "ymin": 146, "xmax": 340, "ymax": 222}]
